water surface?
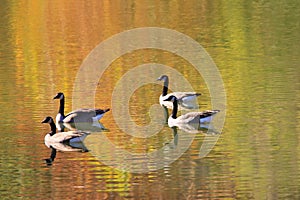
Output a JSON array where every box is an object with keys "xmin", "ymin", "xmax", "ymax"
[{"xmin": 0, "ymin": 1, "xmax": 300, "ymax": 199}]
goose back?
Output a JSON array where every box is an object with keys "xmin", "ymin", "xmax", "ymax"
[
  {"xmin": 63, "ymin": 108, "xmax": 110, "ymax": 123},
  {"xmin": 53, "ymin": 92, "xmax": 110, "ymax": 124}
]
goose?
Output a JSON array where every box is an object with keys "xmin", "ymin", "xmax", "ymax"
[
  {"xmin": 157, "ymin": 75, "xmax": 201, "ymax": 109},
  {"xmin": 53, "ymin": 92, "xmax": 110, "ymax": 126},
  {"xmin": 41, "ymin": 116, "xmax": 90, "ymax": 147},
  {"xmin": 163, "ymin": 95, "xmax": 220, "ymax": 128}
]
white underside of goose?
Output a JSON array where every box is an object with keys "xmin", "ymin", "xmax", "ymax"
[
  {"xmin": 44, "ymin": 141, "xmax": 87, "ymax": 152},
  {"xmin": 44, "ymin": 131, "xmax": 89, "ymax": 144},
  {"xmin": 168, "ymin": 111, "xmax": 219, "ymax": 128}
]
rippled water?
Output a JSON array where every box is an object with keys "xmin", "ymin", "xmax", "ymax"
[{"xmin": 0, "ymin": 1, "xmax": 300, "ymax": 199}]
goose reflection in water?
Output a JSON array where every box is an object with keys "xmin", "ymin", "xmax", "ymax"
[
  {"xmin": 62, "ymin": 121, "xmax": 108, "ymax": 132},
  {"xmin": 45, "ymin": 146, "xmax": 56, "ymax": 165},
  {"xmin": 164, "ymin": 125, "xmax": 220, "ymax": 151},
  {"xmin": 163, "ymin": 127, "xmax": 179, "ymax": 150},
  {"xmin": 44, "ymin": 142, "xmax": 89, "ymax": 166},
  {"xmin": 172, "ymin": 122, "xmax": 221, "ymax": 135},
  {"xmin": 42, "ymin": 116, "xmax": 90, "ymax": 165}
]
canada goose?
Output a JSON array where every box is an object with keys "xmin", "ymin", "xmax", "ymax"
[
  {"xmin": 157, "ymin": 75, "xmax": 201, "ymax": 109},
  {"xmin": 53, "ymin": 92, "xmax": 110, "ymax": 126},
  {"xmin": 41, "ymin": 116, "xmax": 90, "ymax": 146},
  {"xmin": 163, "ymin": 95, "xmax": 220, "ymax": 128}
]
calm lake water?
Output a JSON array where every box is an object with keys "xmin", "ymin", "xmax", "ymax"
[{"xmin": 1, "ymin": 1, "xmax": 300, "ymax": 199}]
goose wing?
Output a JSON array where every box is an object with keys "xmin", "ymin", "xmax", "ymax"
[
  {"xmin": 63, "ymin": 108, "xmax": 110, "ymax": 123},
  {"xmin": 199, "ymin": 110, "xmax": 220, "ymax": 118},
  {"xmin": 177, "ymin": 110, "xmax": 220, "ymax": 124},
  {"xmin": 177, "ymin": 112, "xmax": 202, "ymax": 123},
  {"xmin": 70, "ymin": 108, "xmax": 110, "ymax": 115},
  {"xmin": 171, "ymin": 92, "xmax": 201, "ymax": 101}
]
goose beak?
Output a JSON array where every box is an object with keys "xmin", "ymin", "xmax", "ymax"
[
  {"xmin": 157, "ymin": 76, "xmax": 163, "ymax": 81},
  {"xmin": 41, "ymin": 118, "xmax": 48, "ymax": 123}
]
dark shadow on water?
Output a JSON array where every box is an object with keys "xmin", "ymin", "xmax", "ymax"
[{"xmin": 45, "ymin": 146, "xmax": 57, "ymax": 166}]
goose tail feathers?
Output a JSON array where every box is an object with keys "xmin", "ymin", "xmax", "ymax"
[{"xmin": 95, "ymin": 108, "xmax": 110, "ymax": 115}]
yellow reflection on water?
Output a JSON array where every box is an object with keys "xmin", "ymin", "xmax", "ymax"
[{"xmin": 1, "ymin": 0, "xmax": 300, "ymax": 199}]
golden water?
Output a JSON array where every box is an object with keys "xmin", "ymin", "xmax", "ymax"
[{"xmin": 0, "ymin": 1, "xmax": 299, "ymax": 199}]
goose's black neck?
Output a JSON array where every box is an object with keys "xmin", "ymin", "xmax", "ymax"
[
  {"xmin": 49, "ymin": 121, "xmax": 57, "ymax": 136},
  {"xmin": 59, "ymin": 98, "xmax": 65, "ymax": 117},
  {"xmin": 162, "ymin": 77, "xmax": 169, "ymax": 96},
  {"xmin": 171, "ymin": 99, "xmax": 178, "ymax": 119}
]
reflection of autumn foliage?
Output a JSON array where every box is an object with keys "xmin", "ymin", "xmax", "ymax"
[{"xmin": 0, "ymin": 0, "xmax": 299, "ymax": 199}]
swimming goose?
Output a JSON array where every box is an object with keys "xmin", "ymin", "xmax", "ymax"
[
  {"xmin": 41, "ymin": 116, "xmax": 90, "ymax": 146},
  {"xmin": 157, "ymin": 75, "xmax": 201, "ymax": 109},
  {"xmin": 53, "ymin": 92, "xmax": 110, "ymax": 126},
  {"xmin": 163, "ymin": 95, "xmax": 220, "ymax": 128}
]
